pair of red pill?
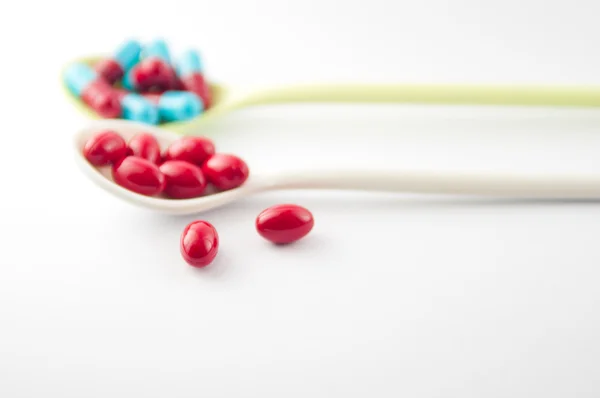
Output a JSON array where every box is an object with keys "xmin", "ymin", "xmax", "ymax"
[
  {"xmin": 83, "ymin": 131, "xmax": 249, "ymax": 198},
  {"xmin": 181, "ymin": 204, "xmax": 315, "ymax": 267}
]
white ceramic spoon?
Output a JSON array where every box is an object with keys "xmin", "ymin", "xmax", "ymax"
[{"xmin": 75, "ymin": 119, "xmax": 600, "ymax": 215}]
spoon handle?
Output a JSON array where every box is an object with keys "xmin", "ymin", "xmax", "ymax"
[
  {"xmin": 240, "ymin": 84, "xmax": 600, "ymax": 108},
  {"xmin": 270, "ymin": 170, "xmax": 600, "ymax": 199}
]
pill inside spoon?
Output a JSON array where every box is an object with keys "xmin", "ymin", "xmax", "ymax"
[{"xmin": 74, "ymin": 119, "xmax": 260, "ymax": 214}]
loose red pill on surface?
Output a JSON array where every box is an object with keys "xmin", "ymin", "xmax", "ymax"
[
  {"xmin": 163, "ymin": 136, "xmax": 215, "ymax": 166},
  {"xmin": 159, "ymin": 160, "xmax": 207, "ymax": 199},
  {"xmin": 201, "ymin": 154, "xmax": 249, "ymax": 191},
  {"xmin": 112, "ymin": 156, "xmax": 166, "ymax": 196},
  {"xmin": 256, "ymin": 204, "xmax": 314, "ymax": 244},
  {"xmin": 128, "ymin": 133, "xmax": 161, "ymax": 164},
  {"xmin": 181, "ymin": 221, "xmax": 219, "ymax": 268},
  {"xmin": 83, "ymin": 130, "xmax": 128, "ymax": 166}
]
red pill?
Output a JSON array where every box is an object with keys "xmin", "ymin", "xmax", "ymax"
[
  {"xmin": 180, "ymin": 221, "xmax": 219, "ymax": 267},
  {"xmin": 112, "ymin": 156, "xmax": 166, "ymax": 196},
  {"xmin": 80, "ymin": 80, "xmax": 122, "ymax": 119},
  {"xmin": 94, "ymin": 59, "xmax": 124, "ymax": 85},
  {"xmin": 159, "ymin": 160, "xmax": 207, "ymax": 199},
  {"xmin": 256, "ymin": 204, "xmax": 314, "ymax": 244},
  {"xmin": 83, "ymin": 130, "xmax": 128, "ymax": 166},
  {"xmin": 130, "ymin": 58, "xmax": 177, "ymax": 92},
  {"xmin": 202, "ymin": 154, "xmax": 249, "ymax": 191},
  {"xmin": 128, "ymin": 133, "xmax": 161, "ymax": 164},
  {"xmin": 163, "ymin": 136, "xmax": 215, "ymax": 166}
]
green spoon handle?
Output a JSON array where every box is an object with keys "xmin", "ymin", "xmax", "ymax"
[{"xmin": 239, "ymin": 84, "xmax": 600, "ymax": 108}]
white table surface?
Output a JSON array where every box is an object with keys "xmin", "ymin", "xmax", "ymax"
[{"xmin": 2, "ymin": 0, "xmax": 600, "ymax": 396}]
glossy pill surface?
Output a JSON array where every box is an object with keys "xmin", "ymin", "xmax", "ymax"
[
  {"xmin": 159, "ymin": 160, "xmax": 207, "ymax": 199},
  {"xmin": 202, "ymin": 154, "xmax": 249, "ymax": 191},
  {"xmin": 256, "ymin": 204, "xmax": 314, "ymax": 244},
  {"xmin": 83, "ymin": 130, "xmax": 127, "ymax": 166},
  {"xmin": 164, "ymin": 136, "xmax": 215, "ymax": 166},
  {"xmin": 112, "ymin": 156, "xmax": 166, "ymax": 196},
  {"xmin": 180, "ymin": 221, "xmax": 219, "ymax": 267},
  {"xmin": 128, "ymin": 133, "xmax": 161, "ymax": 164},
  {"xmin": 127, "ymin": 58, "xmax": 176, "ymax": 92}
]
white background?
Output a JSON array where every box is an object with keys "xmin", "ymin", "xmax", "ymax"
[{"xmin": 1, "ymin": 0, "xmax": 600, "ymax": 396}]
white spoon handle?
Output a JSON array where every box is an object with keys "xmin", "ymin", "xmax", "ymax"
[{"xmin": 270, "ymin": 170, "xmax": 600, "ymax": 199}]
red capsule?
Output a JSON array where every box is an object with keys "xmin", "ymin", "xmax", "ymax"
[
  {"xmin": 159, "ymin": 160, "xmax": 207, "ymax": 199},
  {"xmin": 130, "ymin": 58, "xmax": 177, "ymax": 92},
  {"xmin": 163, "ymin": 136, "xmax": 215, "ymax": 166},
  {"xmin": 83, "ymin": 130, "xmax": 128, "ymax": 166},
  {"xmin": 202, "ymin": 154, "xmax": 249, "ymax": 191},
  {"xmin": 94, "ymin": 59, "xmax": 124, "ymax": 85},
  {"xmin": 80, "ymin": 80, "xmax": 122, "ymax": 119},
  {"xmin": 181, "ymin": 221, "xmax": 219, "ymax": 267},
  {"xmin": 128, "ymin": 133, "xmax": 161, "ymax": 164},
  {"xmin": 112, "ymin": 156, "xmax": 166, "ymax": 196},
  {"xmin": 256, "ymin": 204, "xmax": 314, "ymax": 244}
]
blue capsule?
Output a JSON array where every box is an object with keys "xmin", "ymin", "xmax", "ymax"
[
  {"xmin": 64, "ymin": 63, "xmax": 97, "ymax": 97},
  {"xmin": 114, "ymin": 40, "xmax": 142, "ymax": 72},
  {"xmin": 157, "ymin": 91, "xmax": 203, "ymax": 122},
  {"xmin": 176, "ymin": 49, "xmax": 204, "ymax": 78},
  {"xmin": 121, "ymin": 93, "xmax": 159, "ymax": 125},
  {"xmin": 143, "ymin": 39, "xmax": 171, "ymax": 63}
]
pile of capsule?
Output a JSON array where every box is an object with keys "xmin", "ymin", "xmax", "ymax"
[
  {"xmin": 83, "ymin": 129, "xmax": 315, "ymax": 267},
  {"xmin": 64, "ymin": 39, "xmax": 211, "ymax": 125},
  {"xmin": 83, "ymin": 130, "xmax": 248, "ymax": 198}
]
